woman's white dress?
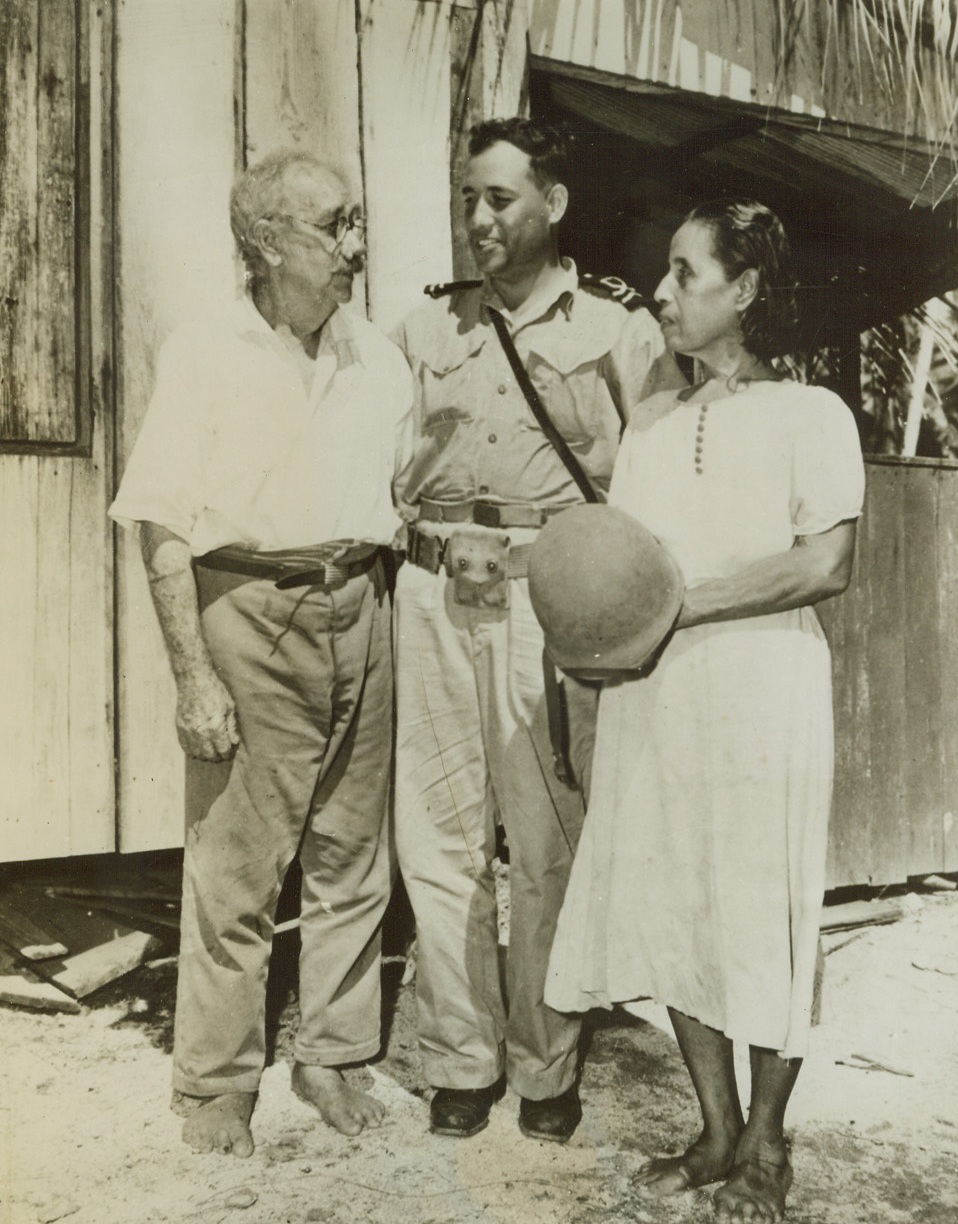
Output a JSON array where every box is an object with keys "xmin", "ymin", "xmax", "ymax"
[{"xmin": 544, "ymin": 381, "xmax": 865, "ymax": 1056}]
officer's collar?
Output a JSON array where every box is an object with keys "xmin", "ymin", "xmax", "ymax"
[{"xmin": 481, "ymin": 257, "xmax": 577, "ymax": 330}]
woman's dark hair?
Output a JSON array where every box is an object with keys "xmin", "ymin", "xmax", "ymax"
[
  {"xmin": 686, "ymin": 199, "xmax": 799, "ymax": 361},
  {"xmin": 468, "ymin": 117, "xmax": 571, "ymax": 190}
]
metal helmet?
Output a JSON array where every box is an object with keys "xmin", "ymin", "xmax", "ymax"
[{"xmin": 528, "ymin": 504, "xmax": 685, "ymax": 677}]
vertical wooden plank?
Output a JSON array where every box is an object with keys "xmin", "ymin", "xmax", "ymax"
[
  {"xmin": 35, "ymin": 0, "xmax": 78, "ymax": 443},
  {"xmin": 244, "ymin": 0, "xmax": 366, "ymax": 310},
  {"xmin": 449, "ymin": 3, "xmax": 482, "ymax": 282},
  {"xmin": 821, "ymin": 540, "xmax": 872, "ymax": 889},
  {"xmin": 0, "ymin": 4, "xmax": 114, "ymax": 863},
  {"xmin": 480, "ymin": 0, "xmax": 527, "ymax": 122},
  {"xmin": 859, "ymin": 463, "xmax": 909, "ymax": 884},
  {"xmin": 114, "ymin": 0, "xmax": 237, "ymax": 853},
  {"xmin": 76, "ymin": 0, "xmax": 118, "ymax": 857},
  {"xmin": 937, "ymin": 469, "xmax": 958, "ymax": 872},
  {"xmin": 901, "ymin": 465, "xmax": 945, "ymax": 875},
  {"xmin": 67, "ymin": 447, "xmax": 116, "ymax": 857},
  {"xmin": 0, "ymin": 1, "xmax": 40, "ymax": 441},
  {"xmin": 0, "ymin": 458, "xmax": 41, "ymax": 860},
  {"xmin": 0, "ymin": 449, "xmax": 112, "ymax": 861},
  {"xmin": 358, "ymin": 0, "xmax": 456, "ymax": 332},
  {"xmin": 32, "ymin": 461, "xmax": 76, "ymax": 827}
]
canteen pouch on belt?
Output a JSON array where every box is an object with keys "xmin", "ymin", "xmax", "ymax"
[{"xmin": 447, "ymin": 530, "xmax": 511, "ymax": 609}]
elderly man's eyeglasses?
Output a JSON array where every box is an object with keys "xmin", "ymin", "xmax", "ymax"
[{"xmin": 268, "ymin": 208, "xmax": 366, "ymax": 247}]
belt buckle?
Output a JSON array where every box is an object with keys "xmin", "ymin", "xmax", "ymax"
[
  {"xmin": 323, "ymin": 562, "xmax": 347, "ymax": 585},
  {"xmin": 473, "ymin": 500, "xmax": 502, "ymax": 528},
  {"xmin": 410, "ymin": 526, "xmax": 446, "ymax": 575}
]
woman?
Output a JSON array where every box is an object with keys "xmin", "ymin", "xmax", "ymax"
[{"xmin": 545, "ymin": 200, "xmax": 864, "ymax": 1222}]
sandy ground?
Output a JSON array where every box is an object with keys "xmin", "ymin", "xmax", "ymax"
[{"xmin": 1, "ymin": 884, "xmax": 957, "ymax": 1224}]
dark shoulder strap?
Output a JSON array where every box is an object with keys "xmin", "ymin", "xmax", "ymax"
[
  {"xmin": 486, "ymin": 307, "xmax": 599, "ymax": 505},
  {"xmin": 424, "ymin": 280, "xmax": 483, "ymax": 299},
  {"xmin": 579, "ymin": 273, "xmax": 653, "ymax": 312}
]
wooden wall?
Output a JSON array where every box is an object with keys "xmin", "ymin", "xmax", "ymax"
[
  {"xmin": 113, "ymin": 0, "xmax": 238, "ymax": 852},
  {"xmin": 0, "ymin": 1, "xmax": 80, "ymax": 446},
  {"xmin": 5, "ymin": 0, "xmax": 952, "ymax": 882},
  {"xmin": 0, "ymin": 2, "xmax": 115, "ymax": 863},
  {"xmin": 823, "ymin": 459, "xmax": 958, "ymax": 887}
]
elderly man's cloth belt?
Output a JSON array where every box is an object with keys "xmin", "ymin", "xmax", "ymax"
[
  {"xmin": 418, "ymin": 497, "xmax": 569, "ymax": 529},
  {"xmin": 406, "ymin": 524, "xmax": 533, "ymax": 579},
  {"xmin": 195, "ymin": 542, "xmax": 382, "ymax": 589}
]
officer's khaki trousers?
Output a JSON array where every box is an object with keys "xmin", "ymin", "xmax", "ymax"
[
  {"xmin": 172, "ymin": 564, "xmax": 394, "ymax": 1098},
  {"xmin": 393, "ymin": 559, "xmax": 594, "ymax": 1101}
]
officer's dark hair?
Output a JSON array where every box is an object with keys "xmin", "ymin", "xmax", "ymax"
[
  {"xmin": 467, "ymin": 117, "xmax": 571, "ymax": 190},
  {"xmin": 686, "ymin": 198, "xmax": 799, "ymax": 361}
]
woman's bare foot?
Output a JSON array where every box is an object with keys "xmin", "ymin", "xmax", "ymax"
[
  {"xmin": 291, "ymin": 1064, "xmax": 385, "ymax": 1136},
  {"xmin": 635, "ymin": 1132, "xmax": 739, "ymax": 1198},
  {"xmin": 181, "ymin": 1093, "xmax": 256, "ymax": 1157},
  {"xmin": 713, "ymin": 1138, "xmax": 793, "ymax": 1223}
]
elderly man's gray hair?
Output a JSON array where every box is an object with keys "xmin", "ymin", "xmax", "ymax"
[{"xmin": 230, "ymin": 150, "xmax": 338, "ymax": 281}]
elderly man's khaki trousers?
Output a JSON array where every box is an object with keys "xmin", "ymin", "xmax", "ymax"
[{"xmin": 172, "ymin": 564, "xmax": 394, "ymax": 1098}]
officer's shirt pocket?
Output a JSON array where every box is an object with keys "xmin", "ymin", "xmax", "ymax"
[{"xmin": 524, "ymin": 329, "xmax": 615, "ymax": 450}]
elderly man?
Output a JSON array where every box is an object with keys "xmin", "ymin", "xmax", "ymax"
[
  {"xmin": 110, "ymin": 151, "xmax": 411, "ymax": 1157},
  {"xmin": 391, "ymin": 117, "xmax": 684, "ymax": 1143}
]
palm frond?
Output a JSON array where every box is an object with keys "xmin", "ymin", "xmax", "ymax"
[{"xmin": 779, "ymin": 0, "xmax": 958, "ymax": 147}]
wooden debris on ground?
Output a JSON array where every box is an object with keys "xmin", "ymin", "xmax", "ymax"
[
  {"xmin": 820, "ymin": 897, "xmax": 907, "ymax": 932},
  {"xmin": 0, "ymin": 942, "xmax": 81, "ymax": 1014},
  {"xmin": 45, "ymin": 882, "xmax": 179, "ymax": 903},
  {"xmin": 919, "ymin": 873, "xmax": 957, "ymax": 892},
  {"xmin": 837, "ymin": 1052, "xmax": 915, "ymax": 1077},
  {"xmin": 45, "ymin": 929, "xmax": 165, "ymax": 999},
  {"xmin": 0, "ymin": 895, "xmax": 69, "ymax": 960},
  {"xmin": 0, "ymin": 861, "xmax": 179, "ymax": 1010},
  {"xmin": 80, "ymin": 899, "xmax": 181, "ymax": 933}
]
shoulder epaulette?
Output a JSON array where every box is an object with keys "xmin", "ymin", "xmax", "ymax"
[
  {"xmin": 424, "ymin": 279, "xmax": 483, "ymax": 299},
  {"xmin": 580, "ymin": 273, "xmax": 652, "ymax": 312}
]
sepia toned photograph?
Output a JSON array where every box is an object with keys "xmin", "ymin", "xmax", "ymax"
[{"xmin": 1, "ymin": 2, "xmax": 957, "ymax": 1222}]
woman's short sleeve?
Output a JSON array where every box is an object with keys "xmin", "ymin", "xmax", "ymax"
[{"xmin": 789, "ymin": 387, "xmax": 865, "ymax": 536}]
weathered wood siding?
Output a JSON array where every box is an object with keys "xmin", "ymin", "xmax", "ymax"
[
  {"xmin": 242, "ymin": 0, "xmax": 523, "ymax": 334},
  {"xmin": 0, "ymin": 0, "xmax": 79, "ymax": 446},
  {"xmin": 0, "ymin": 2, "xmax": 114, "ymax": 861},
  {"xmin": 113, "ymin": 0, "xmax": 238, "ymax": 852},
  {"xmin": 243, "ymin": 0, "xmax": 366, "ymax": 309},
  {"xmin": 822, "ymin": 459, "xmax": 958, "ymax": 886}
]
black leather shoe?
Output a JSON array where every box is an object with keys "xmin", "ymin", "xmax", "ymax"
[
  {"xmin": 429, "ymin": 1085, "xmax": 497, "ymax": 1138},
  {"xmin": 518, "ymin": 1085, "xmax": 582, "ymax": 1143}
]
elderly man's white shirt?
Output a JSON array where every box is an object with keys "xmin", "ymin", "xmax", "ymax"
[{"xmin": 110, "ymin": 296, "xmax": 411, "ymax": 554}]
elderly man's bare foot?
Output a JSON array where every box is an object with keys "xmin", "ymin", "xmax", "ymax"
[
  {"xmin": 713, "ymin": 1139, "xmax": 793, "ymax": 1223},
  {"xmin": 636, "ymin": 1132, "xmax": 739, "ymax": 1198},
  {"xmin": 181, "ymin": 1093, "xmax": 256, "ymax": 1157},
  {"xmin": 291, "ymin": 1063, "xmax": 385, "ymax": 1136}
]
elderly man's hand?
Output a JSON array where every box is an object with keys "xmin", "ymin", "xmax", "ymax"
[{"xmin": 175, "ymin": 668, "xmax": 240, "ymax": 762}]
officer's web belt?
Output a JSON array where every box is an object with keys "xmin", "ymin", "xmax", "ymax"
[
  {"xmin": 194, "ymin": 542, "xmax": 381, "ymax": 589},
  {"xmin": 406, "ymin": 524, "xmax": 533, "ymax": 579},
  {"xmin": 418, "ymin": 497, "xmax": 566, "ymax": 529}
]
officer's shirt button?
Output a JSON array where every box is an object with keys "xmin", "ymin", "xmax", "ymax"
[
  {"xmin": 488, "ymin": 433, "xmax": 497, "ymax": 444},
  {"xmin": 497, "ymin": 384, "xmax": 507, "ymax": 394},
  {"xmin": 478, "ymin": 484, "xmax": 490, "ymax": 495}
]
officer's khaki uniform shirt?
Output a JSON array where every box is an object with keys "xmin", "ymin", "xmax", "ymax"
[{"xmin": 392, "ymin": 259, "xmax": 681, "ymax": 516}]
